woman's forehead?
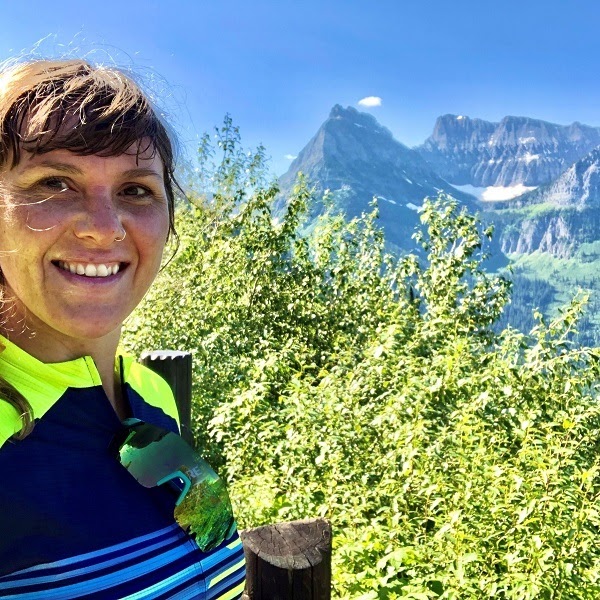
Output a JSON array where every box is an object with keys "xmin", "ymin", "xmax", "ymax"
[
  {"xmin": 5, "ymin": 146, "xmax": 164, "ymax": 184},
  {"xmin": 10, "ymin": 140, "xmax": 164, "ymax": 173}
]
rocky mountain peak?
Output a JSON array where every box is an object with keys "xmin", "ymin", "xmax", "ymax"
[
  {"xmin": 428, "ymin": 114, "xmax": 496, "ymax": 151},
  {"xmin": 486, "ymin": 146, "xmax": 600, "ymax": 259},
  {"xmin": 277, "ymin": 106, "xmax": 477, "ymax": 253},
  {"xmin": 418, "ymin": 115, "xmax": 600, "ymax": 187},
  {"xmin": 326, "ymin": 104, "xmax": 394, "ymax": 139},
  {"xmin": 508, "ymin": 146, "xmax": 600, "ymax": 210}
]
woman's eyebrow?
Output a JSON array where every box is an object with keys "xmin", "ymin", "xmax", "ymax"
[
  {"xmin": 18, "ymin": 162, "xmax": 164, "ymax": 181},
  {"xmin": 20, "ymin": 161, "xmax": 84, "ymax": 175},
  {"xmin": 121, "ymin": 168, "xmax": 164, "ymax": 181}
]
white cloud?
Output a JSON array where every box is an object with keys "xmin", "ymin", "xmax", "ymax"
[
  {"xmin": 358, "ymin": 96, "xmax": 382, "ymax": 108},
  {"xmin": 284, "ymin": 154, "xmax": 297, "ymax": 160}
]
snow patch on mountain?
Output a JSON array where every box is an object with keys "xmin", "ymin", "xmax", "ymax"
[
  {"xmin": 452, "ymin": 183, "xmax": 537, "ymax": 201},
  {"xmin": 521, "ymin": 153, "xmax": 540, "ymax": 164}
]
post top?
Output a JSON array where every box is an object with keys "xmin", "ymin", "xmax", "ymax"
[{"xmin": 140, "ymin": 350, "xmax": 192, "ymax": 360}]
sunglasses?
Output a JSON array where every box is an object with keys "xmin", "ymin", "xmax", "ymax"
[{"xmin": 110, "ymin": 418, "xmax": 237, "ymax": 553}]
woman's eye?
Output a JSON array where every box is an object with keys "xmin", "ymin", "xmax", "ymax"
[
  {"xmin": 42, "ymin": 177, "xmax": 69, "ymax": 192},
  {"xmin": 122, "ymin": 185, "xmax": 150, "ymax": 197}
]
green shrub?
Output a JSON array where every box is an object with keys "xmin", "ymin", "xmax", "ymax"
[{"xmin": 124, "ymin": 123, "xmax": 600, "ymax": 598}]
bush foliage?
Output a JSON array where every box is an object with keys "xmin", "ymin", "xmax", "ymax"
[{"xmin": 123, "ymin": 123, "xmax": 600, "ymax": 599}]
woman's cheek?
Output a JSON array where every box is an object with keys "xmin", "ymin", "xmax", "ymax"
[
  {"xmin": 20, "ymin": 201, "xmax": 76, "ymax": 233},
  {"xmin": 131, "ymin": 205, "xmax": 170, "ymax": 242}
]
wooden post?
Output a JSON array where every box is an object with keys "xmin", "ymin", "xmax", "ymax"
[
  {"xmin": 140, "ymin": 350, "xmax": 194, "ymax": 445},
  {"xmin": 140, "ymin": 352, "xmax": 333, "ymax": 596},
  {"xmin": 241, "ymin": 518, "xmax": 332, "ymax": 600}
]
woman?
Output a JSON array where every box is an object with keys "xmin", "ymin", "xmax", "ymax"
[{"xmin": 0, "ymin": 59, "xmax": 246, "ymax": 599}]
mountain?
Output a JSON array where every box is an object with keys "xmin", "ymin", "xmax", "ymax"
[
  {"xmin": 273, "ymin": 106, "xmax": 600, "ymax": 343},
  {"xmin": 277, "ymin": 105, "xmax": 477, "ymax": 252},
  {"xmin": 277, "ymin": 106, "xmax": 600, "ymax": 344},
  {"xmin": 505, "ymin": 147, "xmax": 600, "ymax": 210},
  {"xmin": 488, "ymin": 147, "xmax": 600, "ymax": 258},
  {"xmin": 418, "ymin": 115, "xmax": 600, "ymax": 187}
]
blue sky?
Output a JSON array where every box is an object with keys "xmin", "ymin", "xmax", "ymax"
[{"xmin": 1, "ymin": 0, "xmax": 599, "ymax": 175}]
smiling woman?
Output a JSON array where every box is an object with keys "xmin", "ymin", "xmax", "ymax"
[
  {"xmin": 0, "ymin": 59, "xmax": 245, "ymax": 599},
  {"xmin": 1, "ymin": 148, "xmax": 170, "ymax": 378}
]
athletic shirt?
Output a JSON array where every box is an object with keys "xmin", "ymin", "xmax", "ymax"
[{"xmin": 0, "ymin": 336, "xmax": 245, "ymax": 600}]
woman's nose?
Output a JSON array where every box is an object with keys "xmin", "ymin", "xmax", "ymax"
[{"xmin": 73, "ymin": 190, "xmax": 126, "ymax": 245}]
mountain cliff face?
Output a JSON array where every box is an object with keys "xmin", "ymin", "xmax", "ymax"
[
  {"xmin": 278, "ymin": 105, "xmax": 477, "ymax": 251},
  {"xmin": 418, "ymin": 115, "xmax": 600, "ymax": 187},
  {"xmin": 493, "ymin": 209, "xmax": 600, "ymax": 258},
  {"xmin": 487, "ymin": 148, "xmax": 600, "ymax": 258},
  {"xmin": 508, "ymin": 147, "xmax": 600, "ymax": 210}
]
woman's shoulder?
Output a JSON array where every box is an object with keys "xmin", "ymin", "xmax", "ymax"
[
  {"xmin": 120, "ymin": 355, "xmax": 181, "ymax": 429},
  {"xmin": 0, "ymin": 402, "xmax": 22, "ymax": 448}
]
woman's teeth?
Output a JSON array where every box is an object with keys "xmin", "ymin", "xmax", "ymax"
[{"xmin": 57, "ymin": 261, "xmax": 120, "ymax": 277}]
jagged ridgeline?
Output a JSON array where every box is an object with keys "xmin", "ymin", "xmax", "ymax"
[
  {"xmin": 276, "ymin": 105, "xmax": 480, "ymax": 254},
  {"xmin": 418, "ymin": 114, "xmax": 600, "ymax": 187},
  {"xmin": 487, "ymin": 147, "xmax": 600, "ymax": 257},
  {"xmin": 277, "ymin": 107, "xmax": 600, "ymax": 345}
]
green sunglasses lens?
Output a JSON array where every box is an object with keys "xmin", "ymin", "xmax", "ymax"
[{"xmin": 111, "ymin": 420, "xmax": 236, "ymax": 552}]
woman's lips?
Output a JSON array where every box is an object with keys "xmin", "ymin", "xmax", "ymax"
[{"xmin": 53, "ymin": 260, "xmax": 125, "ymax": 277}]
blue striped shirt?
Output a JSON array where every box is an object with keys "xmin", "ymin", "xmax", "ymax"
[{"xmin": 0, "ymin": 338, "xmax": 245, "ymax": 599}]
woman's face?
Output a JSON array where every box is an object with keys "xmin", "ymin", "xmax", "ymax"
[{"xmin": 0, "ymin": 143, "xmax": 170, "ymax": 354}]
